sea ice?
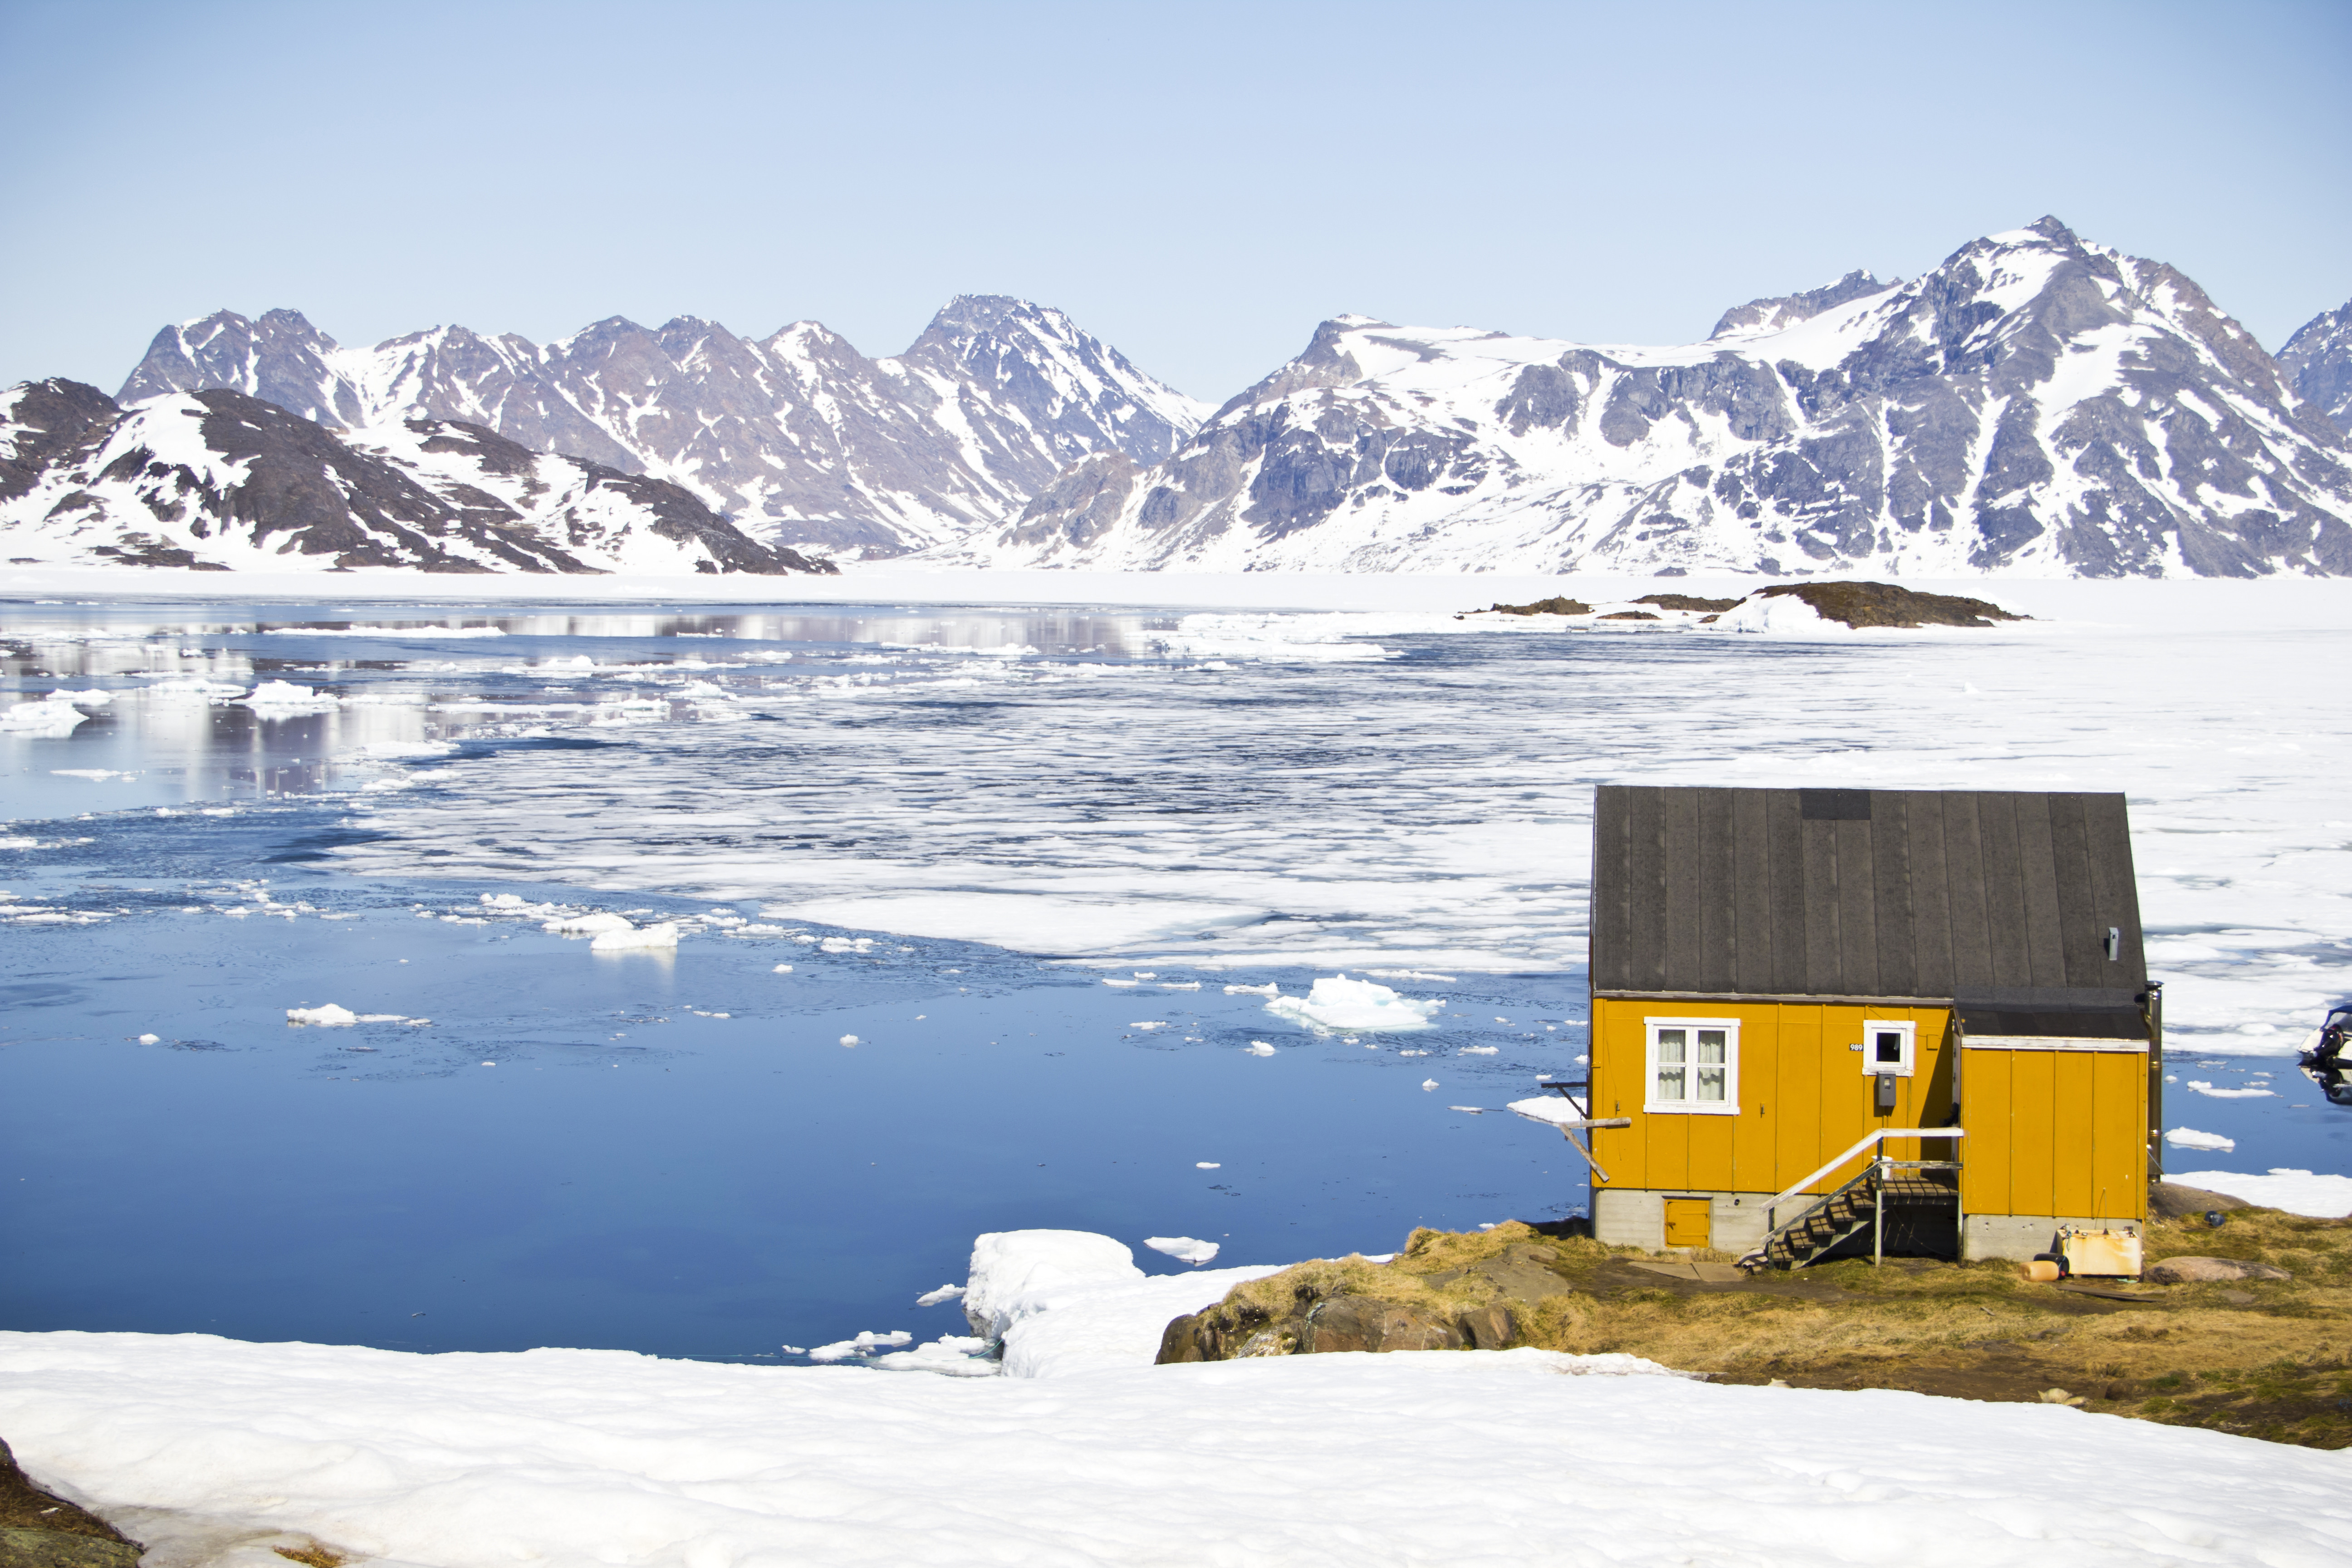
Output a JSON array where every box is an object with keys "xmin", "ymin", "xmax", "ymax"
[
  {"xmin": 805, "ymin": 1330, "xmax": 913, "ymax": 1362},
  {"xmin": 2167, "ymin": 1168, "xmax": 2352, "ymax": 1218},
  {"xmin": 284, "ymin": 1004, "xmax": 358, "ymax": 1027},
  {"xmin": 2166, "ymin": 1127, "xmax": 2236, "ymax": 1152},
  {"xmin": 541, "ymin": 913, "xmax": 633, "ymax": 936},
  {"xmin": 1244, "ymin": 1042, "xmax": 1276, "ymax": 1056},
  {"xmin": 588, "ymin": 922, "xmax": 680, "ymax": 951},
  {"xmin": 914, "ymin": 1284, "xmax": 965, "ymax": 1306},
  {"xmin": 1264, "ymin": 974, "xmax": 1443, "ymax": 1033},
  {"xmin": 1144, "ymin": 1236, "xmax": 1221, "ymax": 1265}
]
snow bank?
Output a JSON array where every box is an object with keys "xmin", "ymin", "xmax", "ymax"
[
  {"xmin": 1713, "ymin": 593, "xmax": 1838, "ymax": 636},
  {"xmin": 959, "ymin": 1230, "xmax": 1281, "ymax": 1378},
  {"xmin": 1263, "ymin": 973, "xmax": 1443, "ymax": 1033},
  {"xmin": 2169, "ymin": 1168, "xmax": 2352, "ymax": 1218},
  {"xmin": 1143, "ymin": 1236, "xmax": 1220, "ymax": 1265},
  {"xmin": 5, "ymin": 1327, "xmax": 2349, "ymax": 1568},
  {"xmin": 1507, "ymin": 1095, "xmax": 1590, "ymax": 1127}
]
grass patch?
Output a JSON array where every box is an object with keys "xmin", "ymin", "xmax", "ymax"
[
  {"xmin": 1188, "ymin": 1210, "xmax": 2352, "ymax": 1448},
  {"xmin": 273, "ymin": 1546, "xmax": 346, "ymax": 1568}
]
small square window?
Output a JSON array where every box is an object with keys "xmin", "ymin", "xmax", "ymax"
[
  {"xmin": 1646, "ymin": 1018, "xmax": 1740, "ymax": 1114},
  {"xmin": 1860, "ymin": 1019, "xmax": 1916, "ymax": 1078}
]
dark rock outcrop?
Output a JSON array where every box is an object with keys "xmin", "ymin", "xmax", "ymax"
[
  {"xmin": 1751, "ymin": 580, "xmax": 2025, "ymax": 628},
  {"xmin": 0, "ymin": 1437, "xmax": 138, "ymax": 1566},
  {"xmin": 2278, "ymin": 299, "xmax": 2352, "ymax": 436}
]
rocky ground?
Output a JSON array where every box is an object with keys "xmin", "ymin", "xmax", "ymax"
[{"xmin": 1158, "ymin": 1184, "xmax": 2352, "ymax": 1450}]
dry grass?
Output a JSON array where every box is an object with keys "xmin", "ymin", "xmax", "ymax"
[
  {"xmin": 273, "ymin": 1545, "xmax": 347, "ymax": 1568},
  {"xmin": 1200, "ymin": 1210, "xmax": 2352, "ymax": 1446}
]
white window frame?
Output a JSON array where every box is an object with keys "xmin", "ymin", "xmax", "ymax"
[
  {"xmin": 1644, "ymin": 1017, "xmax": 1740, "ymax": 1115},
  {"xmin": 1860, "ymin": 1019, "xmax": 1917, "ymax": 1078}
]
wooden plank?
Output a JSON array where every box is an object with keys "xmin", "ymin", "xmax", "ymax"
[
  {"xmin": 2052, "ymin": 1049, "xmax": 2097, "ymax": 1216},
  {"xmin": 1977, "ymin": 794, "xmax": 2031, "ymax": 988},
  {"xmin": 1731, "ymin": 790, "xmax": 1774, "ymax": 994},
  {"xmin": 2014, "ymin": 794, "xmax": 2068, "ymax": 990},
  {"xmin": 1960, "ymin": 1047, "xmax": 2012, "ymax": 1217},
  {"xmin": 1871, "ymin": 795, "xmax": 1918, "ymax": 999},
  {"xmin": 2080, "ymin": 793, "xmax": 2147, "ymax": 989},
  {"xmin": 2045, "ymin": 793, "xmax": 2104, "ymax": 990},
  {"xmin": 1837, "ymin": 818, "xmax": 1879, "ymax": 995},
  {"xmin": 1779, "ymin": 1004, "xmax": 1823, "ymax": 1194},
  {"xmin": 1624, "ymin": 788, "xmax": 1670, "ymax": 994},
  {"xmin": 2092, "ymin": 1052, "xmax": 2147, "ymax": 1220},
  {"xmin": 1728, "ymin": 1003, "xmax": 1774, "ymax": 1191},
  {"xmin": 1766, "ymin": 792, "xmax": 1810, "ymax": 995},
  {"xmin": 1590, "ymin": 789, "xmax": 1627, "ymax": 990},
  {"xmin": 1907, "ymin": 793, "xmax": 1955, "ymax": 998},
  {"xmin": 1940, "ymin": 792, "xmax": 1994, "ymax": 992},
  {"xmin": 1802, "ymin": 811, "xmax": 1844, "ymax": 995},
  {"xmin": 2009, "ymin": 1047, "xmax": 2058, "ymax": 1216},
  {"xmin": 1661, "ymin": 788, "xmax": 1705, "ymax": 993},
  {"xmin": 1695, "ymin": 787, "xmax": 1737, "ymax": 994}
]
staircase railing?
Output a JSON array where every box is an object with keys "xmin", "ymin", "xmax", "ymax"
[
  {"xmin": 1739, "ymin": 1128, "xmax": 1965, "ymax": 1271},
  {"xmin": 1762, "ymin": 1127, "xmax": 1965, "ymax": 1234}
]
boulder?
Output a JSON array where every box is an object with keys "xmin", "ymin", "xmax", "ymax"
[
  {"xmin": 1455, "ymin": 1304, "xmax": 1519, "ymax": 1350},
  {"xmin": 1298, "ymin": 1297, "xmax": 1464, "ymax": 1354},
  {"xmin": 2146, "ymin": 1255, "xmax": 2292, "ymax": 1284}
]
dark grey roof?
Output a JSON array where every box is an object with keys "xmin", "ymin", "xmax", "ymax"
[{"xmin": 1589, "ymin": 787, "xmax": 2146, "ymax": 1000}]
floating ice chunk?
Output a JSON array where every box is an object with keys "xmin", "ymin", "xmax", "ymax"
[
  {"xmin": 916, "ymin": 1283, "xmax": 966, "ymax": 1307},
  {"xmin": 2165, "ymin": 1127, "xmax": 2235, "ymax": 1152},
  {"xmin": 1461, "ymin": 1045, "xmax": 1499, "ymax": 1055},
  {"xmin": 50, "ymin": 689, "xmax": 112, "ymax": 707},
  {"xmin": 2185, "ymin": 1080, "xmax": 2276, "ymax": 1099},
  {"xmin": 1365, "ymin": 969, "xmax": 1458, "ymax": 983},
  {"xmin": 286, "ymin": 1004, "xmax": 358, "ymax": 1027},
  {"xmin": 1244, "ymin": 1042, "xmax": 1276, "ymax": 1056},
  {"xmin": 480, "ymin": 1062, "xmax": 496, "ymax": 1068},
  {"xmin": 820, "ymin": 936, "xmax": 876, "ymax": 954},
  {"xmin": 806, "ymin": 1329, "xmax": 913, "ymax": 1362},
  {"xmin": 1131, "ymin": 971, "xmax": 1157, "ymax": 980},
  {"xmin": 1145, "ymin": 1236, "xmax": 1220, "ymax": 1265},
  {"xmin": 1130, "ymin": 1021, "xmax": 1168, "ymax": 1030},
  {"xmin": 0, "ymin": 700, "xmax": 89, "ymax": 735},
  {"xmin": 1264, "ymin": 974, "xmax": 1442, "ymax": 1033},
  {"xmin": 840, "ymin": 1034, "xmax": 861, "ymax": 1047},
  {"xmin": 1224, "ymin": 982, "xmax": 1280, "ymax": 997},
  {"xmin": 136, "ymin": 1033, "xmax": 160, "ymax": 1044},
  {"xmin": 543, "ymin": 913, "xmax": 634, "ymax": 936},
  {"xmin": 1421, "ymin": 1079, "xmax": 1439, "ymax": 1090},
  {"xmin": 590, "ymin": 922, "xmax": 679, "ymax": 951},
  {"xmin": 1102, "ymin": 978, "xmax": 1140, "ymax": 988},
  {"xmin": 1158, "ymin": 980, "xmax": 1201, "ymax": 990},
  {"xmin": 240, "ymin": 680, "xmax": 341, "ymax": 712},
  {"xmin": 772, "ymin": 964, "xmax": 794, "ymax": 973},
  {"xmin": 52, "ymin": 768, "xmax": 131, "ymax": 780},
  {"xmin": 1196, "ymin": 1162, "xmax": 1221, "ymax": 1169},
  {"xmin": 1449, "ymin": 1106, "xmax": 1487, "ymax": 1114},
  {"xmin": 869, "ymin": 1335, "xmax": 999, "ymax": 1377}
]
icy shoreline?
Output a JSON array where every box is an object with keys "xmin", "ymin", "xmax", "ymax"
[{"xmin": 7, "ymin": 1227, "xmax": 2352, "ymax": 1566}]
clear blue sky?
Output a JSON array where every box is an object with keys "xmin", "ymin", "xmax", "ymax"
[{"xmin": 2, "ymin": 0, "xmax": 2346, "ymax": 402}]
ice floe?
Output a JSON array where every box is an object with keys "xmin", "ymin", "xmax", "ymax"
[
  {"xmin": 1264, "ymin": 974, "xmax": 1443, "ymax": 1033},
  {"xmin": 2165, "ymin": 1127, "xmax": 2236, "ymax": 1152},
  {"xmin": 1143, "ymin": 1236, "xmax": 1220, "ymax": 1265}
]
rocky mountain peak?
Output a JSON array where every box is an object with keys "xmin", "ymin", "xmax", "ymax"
[
  {"xmin": 2279, "ymin": 299, "xmax": 2352, "ymax": 435},
  {"xmin": 1710, "ymin": 270, "xmax": 1893, "ymax": 339}
]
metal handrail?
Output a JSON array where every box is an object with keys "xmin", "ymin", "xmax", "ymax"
[{"xmin": 1764, "ymin": 1127, "xmax": 1966, "ymax": 1230}]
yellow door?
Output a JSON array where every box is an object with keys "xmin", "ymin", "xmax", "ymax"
[{"xmin": 1663, "ymin": 1198, "xmax": 1711, "ymax": 1249}]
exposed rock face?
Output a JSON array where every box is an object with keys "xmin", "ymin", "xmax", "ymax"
[
  {"xmin": 1753, "ymin": 580, "xmax": 2025, "ymax": 628},
  {"xmin": 0, "ymin": 381, "xmax": 833, "ymax": 575},
  {"xmin": 965, "ymin": 219, "xmax": 2352, "ymax": 578},
  {"xmin": 0, "ymin": 1435, "xmax": 139, "ymax": 1565},
  {"xmin": 2278, "ymin": 299, "xmax": 2352, "ymax": 436},
  {"xmin": 1485, "ymin": 596, "xmax": 1591, "ymax": 616},
  {"xmin": 117, "ymin": 297, "xmax": 1206, "ymax": 556},
  {"xmin": 2146, "ymin": 1255, "xmax": 2293, "ymax": 1284}
]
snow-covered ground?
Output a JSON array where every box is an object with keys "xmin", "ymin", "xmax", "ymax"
[{"xmin": 7, "ymin": 1228, "xmax": 2352, "ymax": 1568}]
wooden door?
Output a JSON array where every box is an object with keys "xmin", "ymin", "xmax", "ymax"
[{"xmin": 1664, "ymin": 1198, "xmax": 1711, "ymax": 1249}]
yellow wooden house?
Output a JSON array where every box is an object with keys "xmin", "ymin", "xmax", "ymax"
[{"xmin": 1578, "ymin": 786, "xmax": 2161, "ymax": 1265}]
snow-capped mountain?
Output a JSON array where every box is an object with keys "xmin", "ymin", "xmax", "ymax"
[
  {"xmin": 2279, "ymin": 299, "xmax": 2352, "ymax": 435},
  {"xmin": 0, "ymin": 380, "xmax": 833, "ymax": 575},
  {"xmin": 118, "ymin": 297, "xmax": 1208, "ymax": 557},
  {"xmin": 959, "ymin": 219, "xmax": 2352, "ymax": 577}
]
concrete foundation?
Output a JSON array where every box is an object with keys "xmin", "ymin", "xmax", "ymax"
[
  {"xmin": 1960, "ymin": 1213, "xmax": 2142, "ymax": 1263},
  {"xmin": 1592, "ymin": 1188, "xmax": 1771, "ymax": 1254}
]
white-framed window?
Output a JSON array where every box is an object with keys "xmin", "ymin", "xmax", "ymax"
[
  {"xmin": 1645, "ymin": 1017, "xmax": 1740, "ymax": 1114},
  {"xmin": 1860, "ymin": 1019, "xmax": 1917, "ymax": 1078}
]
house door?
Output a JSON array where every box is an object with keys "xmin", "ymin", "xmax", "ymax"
[{"xmin": 1663, "ymin": 1198, "xmax": 1711, "ymax": 1249}]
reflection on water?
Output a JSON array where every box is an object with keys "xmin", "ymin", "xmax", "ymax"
[{"xmin": 1, "ymin": 600, "xmax": 1181, "ymax": 820}]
